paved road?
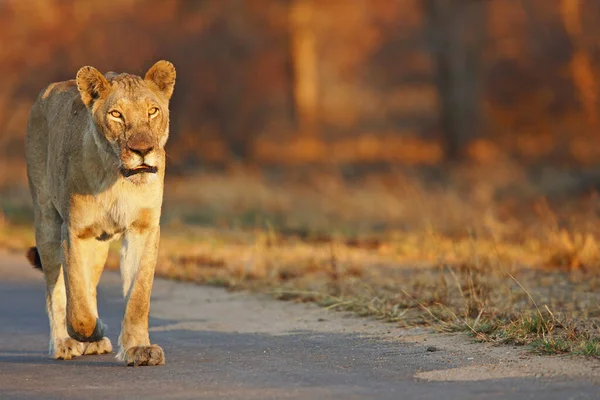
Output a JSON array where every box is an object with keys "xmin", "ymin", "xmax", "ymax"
[{"xmin": 0, "ymin": 250, "xmax": 598, "ymax": 399}]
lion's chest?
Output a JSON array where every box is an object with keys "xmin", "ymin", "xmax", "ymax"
[{"xmin": 71, "ymin": 181, "xmax": 161, "ymax": 241}]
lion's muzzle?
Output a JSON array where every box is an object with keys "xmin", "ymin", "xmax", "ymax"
[{"xmin": 120, "ymin": 133, "xmax": 160, "ymax": 178}]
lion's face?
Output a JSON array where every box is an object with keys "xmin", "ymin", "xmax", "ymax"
[
  {"xmin": 94, "ymin": 77, "xmax": 169, "ymax": 184},
  {"xmin": 76, "ymin": 61, "xmax": 176, "ymax": 184}
]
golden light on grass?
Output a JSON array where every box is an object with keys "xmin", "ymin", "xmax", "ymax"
[{"xmin": 2, "ymin": 164, "xmax": 600, "ymax": 357}]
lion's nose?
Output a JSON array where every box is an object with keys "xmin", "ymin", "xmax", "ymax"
[
  {"xmin": 128, "ymin": 143, "xmax": 154, "ymax": 157},
  {"xmin": 127, "ymin": 135, "xmax": 155, "ymax": 157}
]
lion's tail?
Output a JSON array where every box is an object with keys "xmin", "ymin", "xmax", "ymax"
[{"xmin": 26, "ymin": 247, "xmax": 43, "ymax": 271}]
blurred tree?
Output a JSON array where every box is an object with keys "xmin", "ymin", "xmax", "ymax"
[
  {"xmin": 422, "ymin": 0, "xmax": 486, "ymax": 161},
  {"xmin": 289, "ymin": 0, "xmax": 318, "ymax": 135},
  {"xmin": 560, "ymin": 0, "xmax": 597, "ymax": 125}
]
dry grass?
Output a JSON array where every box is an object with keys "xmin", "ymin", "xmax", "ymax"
[{"xmin": 2, "ymin": 162, "xmax": 600, "ymax": 356}]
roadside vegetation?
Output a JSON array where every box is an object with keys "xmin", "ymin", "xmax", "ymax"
[{"xmin": 2, "ymin": 164, "xmax": 600, "ymax": 357}]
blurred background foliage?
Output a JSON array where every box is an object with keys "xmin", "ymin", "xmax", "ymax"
[{"xmin": 2, "ymin": 0, "xmax": 600, "ymax": 174}]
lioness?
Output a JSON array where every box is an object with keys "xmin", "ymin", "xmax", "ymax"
[{"xmin": 25, "ymin": 60, "xmax": 175, "ymax": 366}]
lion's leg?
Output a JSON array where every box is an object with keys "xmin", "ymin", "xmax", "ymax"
[
  {"xmin": 35, "ymin": 205, "xmax": 85, "ymax": 360},
  {"xmin": 61, "ymin": 224, "xmax": 107, "ymax": 344},
  {"xmin": 117, "ymin": 227, "xmax": 164, "ymax": 366},
  {"xmin": 81, "ymin": 240, "xmax": 113, "ymax": 356}
]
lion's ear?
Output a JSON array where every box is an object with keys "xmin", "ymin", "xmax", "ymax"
[
  {"xmin": 145, "ymin": 60, "xmax": 176, "ymax": 100},
  {"xmin": 76, "ymin": 66, "xmax": 110, "ymax": 107}
]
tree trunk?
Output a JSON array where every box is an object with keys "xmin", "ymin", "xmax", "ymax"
[
  {"xmin": 560, "ymin": 0, "xmax": 597, "ymax": 125},
  {"xmin": 289, "ymin": 0, "xmax": 318, "ymax": 135},
  {"xmin": 423, "ymin": 0, "xmax": 486, "ymax": 161}
]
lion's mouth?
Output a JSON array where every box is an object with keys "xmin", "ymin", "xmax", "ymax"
[{"xmin": 121, "ymin": 164, "xmax": 158, "ymax": 177}]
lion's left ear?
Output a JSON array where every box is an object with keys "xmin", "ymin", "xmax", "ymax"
[{"xmin": 145, "ymin": 60, "xmax": 176, "ymax": 100}]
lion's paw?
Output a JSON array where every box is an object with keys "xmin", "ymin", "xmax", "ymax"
[
  {"xmin": 51, "ymin": 338, "xmax": 85, "ymax": 360},
  {"xmin": 83, "ymin": 337, "xmax": 113, "ymax": 355},
  {"xmin": 121, "ymin": 344, "xmax": 165, "ymax": 366}
]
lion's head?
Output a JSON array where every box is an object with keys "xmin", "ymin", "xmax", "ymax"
[{"xmin": 75, "ymin": 60, "xmax": 176, "ymax": 184}]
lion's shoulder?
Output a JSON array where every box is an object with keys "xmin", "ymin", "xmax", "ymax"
[
  {"xmin": 34, "ymin": 79, "xmax": 86, "ymax": 122},
  {"xmin": 41, "ymin": 80, "xmax": 78, "ymax": 100}
]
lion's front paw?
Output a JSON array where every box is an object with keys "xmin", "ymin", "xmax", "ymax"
[
  {"xmin": 51, "ymin": 338, "xmax": 85, "ymax": 360},
  {"xmin": 121, "ymin": 344, "xmax": 165, "ymax": 366},
  {"xmin": 83, "ymin": 337, "xmax": 113, "ymax": 355}
]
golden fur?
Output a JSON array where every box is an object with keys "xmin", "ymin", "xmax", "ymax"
[{"xmin": 25, "ymin": 60, "xmax": 176, "ymax": 366}]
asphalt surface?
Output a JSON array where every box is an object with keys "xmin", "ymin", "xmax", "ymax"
[{"xmin": 0, "ymin": 250, "xmax": 599, "ymax": 399}]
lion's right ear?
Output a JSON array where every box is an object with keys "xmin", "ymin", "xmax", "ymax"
[{"xmin": 76, "ymin": 66, "xmax": 110, "ymax": 107}]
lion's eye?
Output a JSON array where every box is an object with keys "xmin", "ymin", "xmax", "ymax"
[
  {"xmin": 109, "ymin": 110, "xmax": 122, "ymax": 119},
  {"xmin": 148, "ymin": 107, "xmax": 159, "ymax": 117}
]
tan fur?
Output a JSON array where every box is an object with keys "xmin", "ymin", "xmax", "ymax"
[{"xmin": 25, "ymin": 60, "xmax": 175, "ymax": 366}]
